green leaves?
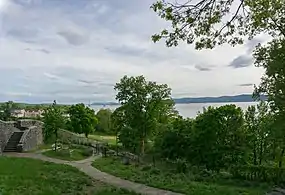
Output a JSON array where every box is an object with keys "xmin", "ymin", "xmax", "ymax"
[
  {"xmin": 114, "ymin": 75, "xmax": 176, "ymax": 154},
  {"xmin": 254, "ymin": 38, "xmax": 285, "ymax": 113},
  {"xmin": 151, "ymin": 0, "xmax": 285, "ymax": 49},
  {"xmin": 96, "ymin": 109, "xmax": 113, "ymax": 134},
  {"xmin": 68, "ymin": 103, "xmax": 98, "ymax": 138},
  {"xmin": 43, "ymin": 100, "xmax": 65, "ymax": 143}
]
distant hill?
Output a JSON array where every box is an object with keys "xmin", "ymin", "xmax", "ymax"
[
  {"xmin": 91, "ymin": 102, "xmax": 119, "ymax": 106},
  {"xmin": 173, "ymin": 94, "xmax": 267, "ymax": 104},
  {"xmin": 91, "ymin": 94, "xmax": 267, "ymax": 106}
]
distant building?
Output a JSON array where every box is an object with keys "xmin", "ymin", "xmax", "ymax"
[
  {"xmin": 11, "ymin": 109, "xmax": 44, "ymax": 118},
  {"xmin": 24, "ymin": 110, "xmax": 44, "ymax": 118},
  {"xmin": 11, "ymin": 109, "xmax": 25, "ymax": 118}
]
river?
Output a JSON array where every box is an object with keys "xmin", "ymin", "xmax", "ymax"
[{"xmin": 90, "ymin": 102, "xmax": 258, "ymax": 118}]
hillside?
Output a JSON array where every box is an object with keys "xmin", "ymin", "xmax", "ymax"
[
  {"xmin": 91, "ymin": 94, "xmax": 267, "ymax": 105},
  {"xmin": 174, "ymin": 94, "xmax": 267, "ymax": 104}
]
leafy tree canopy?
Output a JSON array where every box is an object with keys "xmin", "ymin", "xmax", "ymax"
[
  {"xmin": 254, "ymin": 38, "xmax": 285, "ymax": 112},
  {"xmin": 68, "ymin": 103, "xmax": 98, "ymax": 138},
  {"xmin": 114, "ymin": 75, "xmax": 176, "ymax": 154},
  {"xmin": 43, "ymin": 100, "xmax": 65, "ymax": 144},
  {"xmin": 151, "ymin": 0, "xmax": 285, "ymax": 49},
  {"xmin": 0, "ymin": 101, "xmax": 15, "ymax": 121},
  {"xmin": 96, "ymin": 108, "xmax": 113, "ymax": 134}
]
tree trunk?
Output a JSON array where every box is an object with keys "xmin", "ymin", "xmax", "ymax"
[
  {"xmin": 272, "ymin": 141, "xmax": 276, "ymax": 160},
  {"xmin": 259, "ymin": 139, "xmax": 263, "ymax": 165},
  {"xmin": 253, "ymin": 142, "xmax": 257, "ymax": 165},
  {"xmin": 55, "ymin": 140, "xmax": 57, "ymax": 152},
  {"xmin": 55, "ymin": 130, "xmax": 58, "ymax": 152},
  {"xmin": 279, "ymin": 147, "xmax": 285, "ymax": 168},
  {"xmin": 116, "ymin": 132, "xmax": 118, "ymax": 155},
  {"xmin": 141, "ymin": 138, "xmax": 145, "ymax": 155}
]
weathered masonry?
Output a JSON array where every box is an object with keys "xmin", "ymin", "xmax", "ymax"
[{"xmin": 0, "ymin": 119, "xmax": 43, "ymax": 154}]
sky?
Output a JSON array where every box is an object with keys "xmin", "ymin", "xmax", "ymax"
[{"xmin": 0, "ymin": 0, "xmax": 267, "ymax": 104}]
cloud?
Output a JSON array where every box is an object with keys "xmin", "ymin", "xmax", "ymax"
[
  {"xmin": 37, "ymin": 48, "xmax": 50, "ymax": 54},
  {"xmin": 246, "ymin": 38, "xmax": 262, "ymax": 52},
  {"xmin": 229, "ymin": 55, "xmax": 253, "ymax": 68},
  {"xmin": 238, "ymin": 83, "xmax": 254, "ymax": 87},
  {"xmin": 57, "ymin": 31, "xmax": 88, "ymax": 46},
  {"xmin": 25, "ymin": 48, "xmax": 50, "ymax": 54},
  {"xmin": 57, "ymin": 24, "xmax": 89, "ymax": 46},
  {"xmin": 0, "ymin": 0, "xmax": 265, "ymax": 103},
  {"xmin": 6, "ymin": 28, "xmax": 39, "ymax": 41},
  {"xmin": 105, "ymin": 45, "xmax": 146, "ymax": 57},
  {"xmin": 195, "ymin": 64, "xmax": 213, "ymax": 71}
]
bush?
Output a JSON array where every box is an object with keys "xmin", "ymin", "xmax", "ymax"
[
  {"xmin": 176, "ymin": 159, "xmax": 188, "ymax": 173},
  {"xmin": 231, "ymin": 165, "xmax": 285, "ymax": 184},
  {"xmin": 81, "ymin": 148, "xmax": 93, "ymax": 157}
]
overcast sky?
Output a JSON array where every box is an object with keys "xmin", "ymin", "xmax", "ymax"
[{"xmin": 0, "ymin": 0, "xmax": 267, "ymax": 104}]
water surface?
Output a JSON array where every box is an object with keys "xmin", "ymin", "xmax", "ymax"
[{"xmin": 91, "ymin": 102, "xmax": 258, "ymax": 118}]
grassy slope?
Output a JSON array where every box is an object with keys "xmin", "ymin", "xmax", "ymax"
[
  {"xmin": 43, "ymin": 148, "xmax": 90, "ymax": 161},
  {"xmin": 86, "ymin": 134, "xmax": 117, "ymax": 145},
  {"xmin": 92, "ymin": 157, "xmax": 271, "ymax": 195},
  {"xmin": 0, "ymin": 157, "xmax": 139, "ymax": 195}
]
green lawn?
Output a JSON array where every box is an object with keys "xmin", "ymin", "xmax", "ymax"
[
  {"xmin": 92, "ymin": 156, "xmax": 271, "ymax": 195},
  {"xmin": 0, "ymin": 157, "xmax": 139, "ymax": 195},
  {"xmin": 87, "ymin": 134, "xmax": 118, "ymax": 146},
  {"xmin": 43, "ymin": 146, "xmax": 93, "ymax": 161}
]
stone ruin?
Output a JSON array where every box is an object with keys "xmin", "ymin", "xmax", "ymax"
[{"xmin": 0, "ymin": 119, "xmax": 43, "ymax": 154}]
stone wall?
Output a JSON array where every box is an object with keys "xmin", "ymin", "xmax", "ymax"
[
  {"xmin": 0, "ymin": 120, "xmax": 16, "ymax": 154},
  {"xmin": 17, "ymin": 119, "xmax": 42, "ymax": 129},
  {"xmin": 17, "ymin": 120, "xmax": 43, "ymax": 152},
  {"xmin": 58, "ymin": 129, "xmax": 97, "ymax": 146}
]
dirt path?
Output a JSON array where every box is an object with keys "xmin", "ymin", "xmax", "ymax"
[{"xmin": 3, "ymin": 152, "xmax": 183, "ymax": 195}]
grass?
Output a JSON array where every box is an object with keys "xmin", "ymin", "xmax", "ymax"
[
  {"xmin": 43, "ymin": 146, "xmax": 93, "ymax": 161},
  {"xmin": 86, "ymin": 133, "xmax": 118, "ymax": 146},
  {"xmin": 24, "ymin": 144, "xmax": 53, "ymax": 153},
  {"xmin": 92, "ymin": 156, "xmax": 272, "ymax": 195},
  {"xmin": 0, "ymin": 157, "xmax": 139, "ymax": 195}
]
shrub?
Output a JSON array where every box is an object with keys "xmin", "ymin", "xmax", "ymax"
[
  {"xmin": 80, "ymin": 148, "xmax": 93, "ymax": 157},
  {"xmin": 231, "ymin": 165, "xmax": 285, "ymax": 184}
]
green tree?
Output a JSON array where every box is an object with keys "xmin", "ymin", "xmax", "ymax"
[
  {"xmin": 192, "ymin": 105, "xmax": 245, "ymax": 171},
  {"xmin": 114, "ymin": 75, "xmax": 176, "ymax": 155},
  {"xmin": 254, "ymin": 39, "xmax": 285, "ymax": 112},
  {"xmin": 154, "ymin": 116, "xmax": 193, "ymax": 161},
  {"xmin": 0, "ymin": 101, "xmax": 15, "ymax": 121},
  {"xmin": 244, "ymin": 101, "xmax": 274, "ymax": 165},
  {"xmin": 253, "ymin": 39, "xmax": 285, "ymax": 166},
  {"xmin": 43, "ymin": 100, "xmax": 65, "ymax": 150},
  {"xmin": 151, "ymin": 0, "xmax": 285, "ymax": 49},
  {"xmin": 96, "ymin": 108, "xmax": 113, "ymax": 134},
  {"xmin": 111, "ymin": 106, "xmax": 127, "ymax": 150},
  {"xmin": 68, "ymin": 103, "xmax": 98, "ymax": 138}
]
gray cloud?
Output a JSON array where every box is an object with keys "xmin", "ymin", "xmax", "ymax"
[
  {"xmin": 105, "ymin": 45, "xmax": 146, "ymax": 57},
  {"xmin": 238, "ymin": 83, "xmax": 254, "ymax": 87},
  {"xmin": 7, "ymin": 28, "xmax": 38, "ymax": 38},
  {"xmin": 77, "ymin": 79, "xmax": 96, "ymax": 84},
  {"xmin": 37, "ymin": 48, "xmax": 50, "ymax": 54},
  {"xmin": 246, "ymin": 38, "xmax": 264, "ymax": 52},
  {"xmin": 195, "ymin": 65, "xmax": 213, "ymax": 71},
  {"xmin": 0, "ymin": 0, "xmax": 264, "ymax": 103},
  {"xmin": 57, "ymin": 30, "xmax": 89, "ymax": 46},
  {"xmin": 25, "ymin": 48, "xmax": 50, "ymax": 54},
  {"xmin": 229, "ymin": 55, "xmax": 253, "ymax": 68}
]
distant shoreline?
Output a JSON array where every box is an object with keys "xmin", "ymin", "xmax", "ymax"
[{"xmin": 91, "ymin": 94, "xmax": 267, "ymax": 106}]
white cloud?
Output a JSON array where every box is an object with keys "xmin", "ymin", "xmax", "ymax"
[{"xmin": 0, "ymin": 0, "xmax": 265, "ymax": 103}]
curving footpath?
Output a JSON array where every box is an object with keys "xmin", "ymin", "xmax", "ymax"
[{"xmin": 3, "ymin": 152, "xmax": 183, "ymax": 195}]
